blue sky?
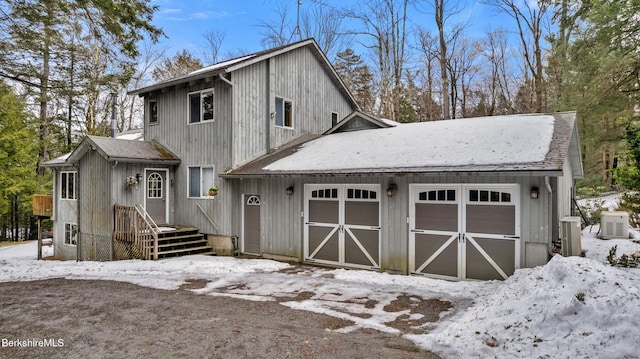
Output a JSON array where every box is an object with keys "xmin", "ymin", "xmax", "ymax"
[{"xmin": 149, "ymin": 0, "xmax": 516, "ymax": 64}]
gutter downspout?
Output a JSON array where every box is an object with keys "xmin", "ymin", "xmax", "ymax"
[{"xmin": 544, "ymin": 176, "xmax": 552, "ymax": 194}]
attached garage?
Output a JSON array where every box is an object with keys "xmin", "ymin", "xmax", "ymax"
[
  {"xmin": 224, "ymin": 111, "xmax": 584, "ymax": 280},
  {"xmin": 409, "ymin": 184, "xmax": 519, "ymax": 280}
]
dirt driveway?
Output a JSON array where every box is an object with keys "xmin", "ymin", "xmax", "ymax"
[{"xmin": 0, "ymin": 279, "xmax": 443, "ymax": 359}]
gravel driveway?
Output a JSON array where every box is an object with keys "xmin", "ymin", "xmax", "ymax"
[{"xmin": 0, "ymin": 279, "xmax": 443, "ymax": 359}]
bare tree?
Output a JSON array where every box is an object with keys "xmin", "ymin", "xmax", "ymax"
[
  {"xmin": 482, "ymin": 0, "xmax": 551, "ymax": 113},
  {"xmin": 300, "ymin": 5, "xmax": 351, "ymax": 60},
  {"xmin": 477, "ymin": 27, "xmax": 515, "ymax": 116},
  {"xmin": 202, "ymin": 29, "xmax": 226, "ymax": 65},
  {"xmin": 343, "ymin": 0, "xmax": 410, "ymax": 120},
  {"xmin": 416, "ymin": 28, "xmax": 441, "ymax": 120},
  {"xmin": 258, "ymin": 3, "xmax": 292, "ymax": 48},
  {"xmin": 121, "ymin": 40, "xmax": 166, "ymax": 130}
]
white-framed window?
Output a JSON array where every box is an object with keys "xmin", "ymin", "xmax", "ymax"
[
  {"xmin": 60, "ymin": 171, "xmax": 77, "ymax": 200},
  {"xmin": 149, "ymin": 99, "xmax": 158, "ymax": 124},
  {"xmin": 64, "ymin": 223, "xmax": 77, "ymax": 246},
  {"xmin": 468, "ymin": 189, "xmax": 513, "ymax": 204},
  {"xmin": 275, "ymin": 97, "xmax": 293, "ymax": 128},
  {"xmin": 188, "ymin": 166, "xmax": 215, "ymax": 198},
  {"xmin": 188, "ymin": 89, "xmax": 214, "ymax": 124},
  {"xmin": 147, "ymin": 172, "xmax": 163, "ymax": 198}
]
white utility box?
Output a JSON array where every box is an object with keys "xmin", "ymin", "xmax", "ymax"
[
  {"xmin": 561, "ymin": 216, "xmax": 582, "ymax": 256},
  {"xmin": 600, "ymin": 211, "xmax": 629, "ymax": 240}
]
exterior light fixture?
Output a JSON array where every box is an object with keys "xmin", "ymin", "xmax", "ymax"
[
  {"xmin": 387, "ymin": 183, "xmax": 398, "ymax": 197},
  {"xmin": 286, "ymin": 186, "xmax": 294, "ymax": 195},
  {"xmin": 530, "ymin": 186, "xmax": 539, "ymax": 199}
]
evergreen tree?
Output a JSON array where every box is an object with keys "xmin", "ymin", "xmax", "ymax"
[
  {"xmin": 334, "ymin": 49, "xmax": 375, "ymax": 114},
  {"xmin": 0, "ymin": 81, "xmax": 41, "ymax": 241},
  {"xmin": 152, "ymin": 50, "xmax": 204, "ymax": 82}
]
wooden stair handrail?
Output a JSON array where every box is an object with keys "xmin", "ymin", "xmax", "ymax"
[{"xmin": 113, "ymin": 204, "xmax": 160, "ymax": 260}]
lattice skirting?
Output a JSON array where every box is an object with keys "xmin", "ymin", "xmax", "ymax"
[
  {"xmin": 78, "ymin": 234, "xmax": 112, "ymax": 261},
  {"xmin": 113, "ymin": 239, "xmax": 145, "ymax": 260}
]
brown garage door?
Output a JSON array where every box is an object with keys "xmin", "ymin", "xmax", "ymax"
[
  {"xmin": 410, "ymin": 184, "xmax": 519, "ymax": 281},
  {"xmin": 305, "ymin": 185, "xmax": 380, "ymax": 269}
]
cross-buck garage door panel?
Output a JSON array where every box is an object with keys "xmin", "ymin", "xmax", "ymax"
[
  {"xmin": 305, "ymin": 184, "xmax": 381, "ymax": 270},
  {"xmin": 414, "ymin": 233, "xmax": 458, "ymax": 277},
  {"xmin": 308, "ymin": 227, "xmax": 339, "ymax": 262},
  {"xmin": 345, "ymin": 228, "xmax": 380, "ymax": 266},
  {"xmin": 410, "ymin": 184, "xmax": 520, "ymax": 281},
  {"xmin": 466, "ymin": 237, "xmax": 516, "ymax": 280}
]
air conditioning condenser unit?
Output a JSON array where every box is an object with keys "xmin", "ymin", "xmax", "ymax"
[
  {"xmin": 560, "ymin": 216, "xmax": 582, "ymax": 257},
  {"xmin": 600, "ymin": 211, "xmax": 629, "ymax": 240}
]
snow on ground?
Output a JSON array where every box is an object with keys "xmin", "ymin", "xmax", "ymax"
[{"xmin": 1, "ymin": 230, "xmax": 639, "ymax": 359}]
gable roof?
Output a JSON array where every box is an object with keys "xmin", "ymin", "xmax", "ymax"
[
  {"xmin": 129, "ymin": 38, "xmax": 359, "ymax": 110},
  {"xmin": 324, "ymin": 110, "xmax": 398, "ymax": 134},
  {"xmin": 224, "ymin": 112, "xmax": 583, "ymax": 177},
  {"xmin": 65, "ymin": 136, "xmax": 180, "ymax": 165}
]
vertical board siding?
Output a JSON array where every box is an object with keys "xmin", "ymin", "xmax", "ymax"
[
  {"xmin": 249, "ymin": 173, "xmax": 555, "ymax": 274},
  {"xmin": 145, "ymin": 77, "xmax": 234, "ymax": 233},
  {"xmin": 142, "ymin": 44, "xmax": 356, "ymax": 237},
  {"xmin": 78, "ymin": 150, "xmax": 112, "ymax": 260},
  {"xmin": 53, "ymin": 167, "xmax": 79, "ymax": 260}
]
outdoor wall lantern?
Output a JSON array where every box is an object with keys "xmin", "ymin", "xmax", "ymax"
[
  {"xmin": 530, "ymin": 186, "xmax": 539, "ymax": 199},
  {"xmin": 286, "ymin": 186, "xmax": 294, "ymax": 195},
  {"xmin": 387, "ymin": 183, "xmax": 398, "ymax": 197},
  {"xmin": 136, "ymin": 173, "xmax": 142, "ymax": 182}
]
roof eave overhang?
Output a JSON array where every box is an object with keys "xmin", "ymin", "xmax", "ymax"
[
  {"xmin": 104, "ymin": 157, "xmax": 181, "ymax": 165},
  {"xmin": 128, "ymin": 69, "xmax": 226, "ymax": 96},
  {"xmin": 222, "ymin": 168, "xmax": 565, "ymax": 179}
]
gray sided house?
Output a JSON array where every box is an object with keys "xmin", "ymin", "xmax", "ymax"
[{"xmin": 41, "ymin": 39, "xmax": 584, "ymax": 281}]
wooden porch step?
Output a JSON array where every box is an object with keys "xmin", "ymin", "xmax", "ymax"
[
  {"xmin": 156, "ymin": 239, "xmax": 208, "ymax": 249},
  {"xmin": 157, "ymin": 246, "xmax": 217, "ymax": 259},
  {"xmin": 157, "ymin": 234, "xmax": 205, "ymax": 244}
]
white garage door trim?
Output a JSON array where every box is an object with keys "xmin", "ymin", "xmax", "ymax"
[
  {"xmin": 304, "ymin": 184, "xmax": 381, "ymax": 270},
  {"xmin": 409, "ymin": 184, "xmax": 520, "ymax": 280}
]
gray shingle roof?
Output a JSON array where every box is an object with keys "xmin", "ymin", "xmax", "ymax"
[{"xmin": 67, "ymin": 136, "xmax": 180, "ymax": 164}]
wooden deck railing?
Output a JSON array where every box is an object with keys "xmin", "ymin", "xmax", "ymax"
[{"xmin": 113, "ymin": 204, "xmax": 159, "ymax": 260}]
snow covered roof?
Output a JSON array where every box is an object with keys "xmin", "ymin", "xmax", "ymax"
[{"xmin": 225, "ymin": 112, "xmax": 582, "ymax": 177}]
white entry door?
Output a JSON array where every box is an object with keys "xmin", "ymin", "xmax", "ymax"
[
  {"xmin": 409, "ymin": 184, "xmax": 520, "ymax": 280},
  {"xmin": 304, "ymin": 184, "xmax": 381, "ymax": 270}
]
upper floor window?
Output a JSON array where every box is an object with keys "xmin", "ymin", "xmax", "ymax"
[
  {"xmin": 149, "ymin": 99, "xmax": 158, "ymax": 124},
  {"xmin": 275, "ymin": 97, "xmax": 293, "ymax": 128},
  {"xmin": 60, "ymin": 171, "xmax": 77, "ymax": 200},
  {"xmin": 189, "ymin": 89, "xmax": 214, "ymax": 124},
  {"xmin": 188, "ymin": 166, "xmax": 215, "ymax": 198}
]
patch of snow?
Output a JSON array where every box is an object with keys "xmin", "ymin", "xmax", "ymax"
[
  {"xmin": 264, "ymin": 114, "xmax": 556, "ymax": 171},
  {"xmin": 0, "ymin": 226, "xmax": 638, "ymax": 358}
]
